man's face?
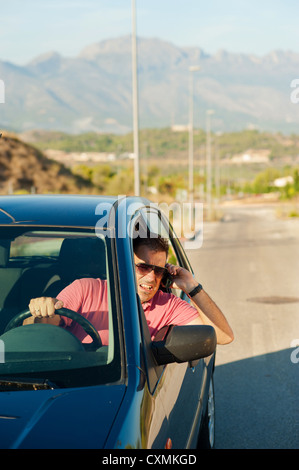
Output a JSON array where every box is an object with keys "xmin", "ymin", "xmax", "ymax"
[{"xmin": 134, "ymin": 245, "xmax": 167, "ymax": 303}]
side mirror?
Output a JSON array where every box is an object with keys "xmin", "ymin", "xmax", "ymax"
[{"xmin": 151, "ymin": 325, "xmax": 216, "ymax": 365}]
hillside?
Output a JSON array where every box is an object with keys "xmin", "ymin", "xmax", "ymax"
[
  {"xmin": 0, "ymin": 129, "xmax": 298, "ymax": 202},
  {"xmin": 0, "ymin": 133, "xmax": 93, "ymax": 195},
  {"xmin": 19, "ymin": 127, "xmax": 299, "ymax": 163},
  {"xmin": 16, "ymin": 127, "xmax": 299, "ymax": 199},
  {"xmin": 1, "ymin": 36, "xmax": 299, "ymax": 135}
]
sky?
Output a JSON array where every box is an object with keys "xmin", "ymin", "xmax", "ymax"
[{"xmin": 1, "ymin": 0, "xmax": 299, "ymax": 65}]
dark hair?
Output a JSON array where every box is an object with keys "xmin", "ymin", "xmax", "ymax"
[{"xmin": 133, "ymin": 234, "xmax": 169, "ymax": 256}]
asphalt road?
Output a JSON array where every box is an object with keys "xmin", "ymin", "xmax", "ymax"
[{"xmin": 186, "ymin": 203, "xmax": 299, "ymax": 449}]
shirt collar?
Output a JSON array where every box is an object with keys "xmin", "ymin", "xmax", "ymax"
[{"xmin": 141, "ymin": 290, "xmax": 160, "ymax": 310}]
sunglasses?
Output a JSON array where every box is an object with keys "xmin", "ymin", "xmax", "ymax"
[{"xmin": 135, "ymin": 263, "xmax": 167, "ymax": 278}]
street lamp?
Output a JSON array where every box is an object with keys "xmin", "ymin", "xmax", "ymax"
[
  {"xmin": 188, "ymin": 65, "xmax": 200, "ymax": 206},
  {"xmin": 131, "ymin": 0, "xmax": 140, "ymax": 196},
  {"xmin": 206, "ymin": 109, "xmax": 214, "ymax": 221}
]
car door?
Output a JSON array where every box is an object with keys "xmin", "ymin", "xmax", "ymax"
[{"xmin": 132, "ymin": 207, "xmax": 207, "ymax": 448}]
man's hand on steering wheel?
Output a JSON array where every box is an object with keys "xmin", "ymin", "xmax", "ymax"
[
  {"xmin": 10, "ymin": 300, "xmax": 102, "ymax": 350},
  {"xmin": 24, "ymin": 297, "xmax": 65, "ymax": 326}
]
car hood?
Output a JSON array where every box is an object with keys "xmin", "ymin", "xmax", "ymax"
[{"xmin": 0, "ymin": 384, "xmax": 126, "ymax": 449}]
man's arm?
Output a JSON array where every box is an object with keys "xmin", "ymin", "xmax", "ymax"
[
  {"xmin": 185, "ymin": 288, "xmax": 234, "ymax": 345},
  {"xmin": 166, "ymin": 263, "xmax": 234, "ymax": 345}
]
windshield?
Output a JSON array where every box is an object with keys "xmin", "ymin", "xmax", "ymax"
[{"xmin": 0, "ymin": 227, "xmax": 121, "ymax": 389}]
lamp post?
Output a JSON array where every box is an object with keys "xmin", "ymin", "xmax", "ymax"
[
  {"xmin": 131, "ymin": 0, "xmax": 140, "ymax": 196},
  {"xmin": 206, "ymin": 109, "xmax": 214, "ymax": 221},
  {"xmin": 188, "ymin": 66, "xmax": 200, "ymax": 206}
]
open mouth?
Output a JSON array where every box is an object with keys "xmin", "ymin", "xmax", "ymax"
[{"xmin": 140, "ymin": 283, "xmax": 154, "ymax": 292}]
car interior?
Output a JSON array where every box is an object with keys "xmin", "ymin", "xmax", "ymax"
[
  {"xmin": 0, "ymin": 229, "xmax": 121, "ymax": 388},
  {"xmin": 0, "ymin": 232, "xmax": 107, "ymax": 335}
]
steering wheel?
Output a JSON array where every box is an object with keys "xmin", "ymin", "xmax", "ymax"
[{"xmin": 4, "ymin": 307, "xmax": 102, "ymax": 350}]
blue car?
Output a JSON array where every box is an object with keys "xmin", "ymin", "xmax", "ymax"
[{"xmin": 0, "ymin": 195, "xmax": 216, "ymax": 449}]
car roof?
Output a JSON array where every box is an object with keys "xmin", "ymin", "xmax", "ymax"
[{"xmin": 0, "ymin": 195, "xmax": 149, "ymax": 228}]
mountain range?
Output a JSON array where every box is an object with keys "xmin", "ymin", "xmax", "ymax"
[{"xmin": 1, "ymin": 36, "xmax": 299, "ymax": 135}]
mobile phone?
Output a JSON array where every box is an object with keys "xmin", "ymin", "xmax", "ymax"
[{"xmin": 161, "ymin": 270, "xmax": 173, "ymax": 289}]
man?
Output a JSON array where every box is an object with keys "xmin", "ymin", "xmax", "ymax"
[{"xmin": 26, "ymin": 236, "xmax": 234, "ymax": 345}]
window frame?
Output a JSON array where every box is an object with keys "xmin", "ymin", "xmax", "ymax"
[{"xmin": 128, "ymin": 206, "xmax": 195, "ymax": 393}]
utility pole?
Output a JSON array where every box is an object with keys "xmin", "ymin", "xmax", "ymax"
[
  {"xmin": 188, "ymin": 66, "xmax": 200, "ymax": 206},
  {"xmin": 131, "ymin": 0, "xmax": 140, "ymax": 196},
  {"xmin": 206, "ymin": 109, "xmax": 214, "ymax": 221}
]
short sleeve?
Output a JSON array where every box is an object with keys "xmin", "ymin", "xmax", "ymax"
[
  {"xmin": 165, "ymin": 294, "xmax": 200, "ymax": 326},
  {"xmin": 56, "ymin": 279, "xmax": 84, "ymax": 328}
]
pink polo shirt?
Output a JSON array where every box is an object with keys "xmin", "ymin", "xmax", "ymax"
[
  {"xmin": 141, "ymin": 289, "xmax": 200, "ymax": 338},
  {"xmin": 57, "ymin": 278, "xmax": 109, "ymax": 345},
  {"xmin": 57, "ymin": 278, "xmax": 199, "ymax": 345}
]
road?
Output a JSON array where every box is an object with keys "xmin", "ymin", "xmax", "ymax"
[{"xmin": 185, "ymin": 203, "xmax": 299, "ymax": 449}]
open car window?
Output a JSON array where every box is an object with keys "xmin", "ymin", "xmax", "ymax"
[
  {"xmin": 0, "ymin": 227, "xmax": 121, "ymax": 389},
  {"xmin": 131, "ymin": 207, "xmax": 187, "ymax": 299}
]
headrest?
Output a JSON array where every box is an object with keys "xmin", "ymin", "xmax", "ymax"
[
  {"xmin": 58, "ymin": 237, "xmax": 106, "ymax": 281},
  {"xmin": 0, "ymin": 240, "xmax": 10, "ymax": 267}
]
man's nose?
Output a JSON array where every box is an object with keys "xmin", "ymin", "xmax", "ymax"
[{"xmin": 145, "ymin": 268, "xmax": 156, "ymax": 281}]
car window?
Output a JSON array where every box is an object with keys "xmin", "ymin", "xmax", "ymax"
[
  {"xmin": 133, "ymin": 207, "xmax": 186, "ymax": 299},
  {"xmin": 0, "ymin": 227, "xmax": 121, "ymax": 389},
  {"xmin": 129, "ymin": 207, "xmax": 192, "ymax": 393},
  {"xmin": 10, "ymin": 232, "xmax": 63, "ymax": 257}
]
